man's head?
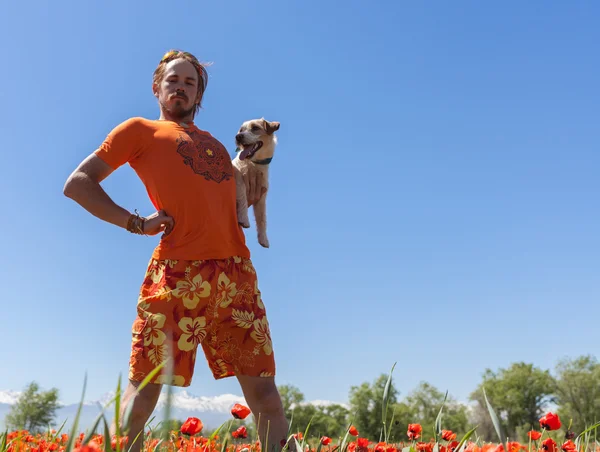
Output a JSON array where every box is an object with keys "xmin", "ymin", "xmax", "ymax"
[{"xmin": 152, "ymin": 50, "xmax": 209, "ymax": 122}]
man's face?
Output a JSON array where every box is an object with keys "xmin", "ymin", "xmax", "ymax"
[{"xmin": 154, "ymin": 58, "xmax": 201, "ymax": 120}]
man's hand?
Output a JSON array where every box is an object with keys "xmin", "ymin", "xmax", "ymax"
[
  {"xmin": 143, "ymin": 210, "xmax": 175, "ymax": 236},
  {"xmin": 243, "ymin": 166, "xmax": 267, "ymax": 206}
]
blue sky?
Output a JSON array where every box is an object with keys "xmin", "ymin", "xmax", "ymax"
[{"xmin": 1, "ymin": 0, "xmax": 599, "ymax": 408}]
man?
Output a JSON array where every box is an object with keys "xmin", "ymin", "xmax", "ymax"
[{"xmin": 63, "ymin": 50, "xmax": 288, "ymax": 452}]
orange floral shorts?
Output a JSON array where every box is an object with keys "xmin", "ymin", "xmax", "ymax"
[{"xmin": 128, "ymin": 256, "xmax": 276, "ymax": 387}]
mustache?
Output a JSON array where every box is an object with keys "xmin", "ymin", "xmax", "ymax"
[{"xmin": 171, "ymin": 91, "xmax": 189, "ymax": 101}]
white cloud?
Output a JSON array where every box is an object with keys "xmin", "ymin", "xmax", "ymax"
[
  {"xmin": 0, "ymin": 391, "xmax": 22, "ymax": 405},
  {"xmin": 156, "ymin": 391, "xmax": 248, "ymax": 413},
  {"xmin": 1, "ymin": 389, "xmax": 345, "ymax": 415},
  {"xmin": 290, "ymin": 400, "xmax": 349, "ymax": 410}
]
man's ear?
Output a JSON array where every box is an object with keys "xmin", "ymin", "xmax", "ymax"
[
  {"xmin": 264, "ymin": 120, "xmax": 280, "ymax": 135},
  {"xmin": 152, "ymin": 82, "xmax": 159, "ymax": 99}
]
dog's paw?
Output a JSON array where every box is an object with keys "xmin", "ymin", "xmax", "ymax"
[
  {"xmin": 258, "ymin": 233, "xmax": 270, "ymax": 248},
  {"xmin": 237, "ymin": 210, "xmax": 250, "ymax": 228},
  {"xmin": 238, "ymin": 214, "xmax": 250, "ymax": 229}
]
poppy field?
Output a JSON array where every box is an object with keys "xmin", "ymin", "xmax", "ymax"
[{"xmin": 2, "ymin": 368, "xmax": 598, "ymax": 452}]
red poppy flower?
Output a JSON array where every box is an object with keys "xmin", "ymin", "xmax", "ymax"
[
  {"xmin": 321, "ymin": 437, "xmax": 332, "ymax": 446},
  {"xmin": 374, "ymin": 442, "xmax": 387, "ymax": 452},
  {"xmin": 349, "ymin": 426, "xmax": 359, "ymax": 436},
  {"xmin": 232, "ymin": 426, "xmax": 248, "ymax": 439},
  {"xmin": 542, "ymin": 439, "xmax": 558, "ymax": 452},
  {"xmin": 231, "ymin": 403, "xmax": 252, "ymax": 420},
  {"xmin": 74, "ymin": 446, "xmax": 101, "ymax": 452},
  {"xmin": 528, "ymin": 431, "xmax": 542, "ymax": 441},
  {"xmin": 565, "ymin": 431, "xmax": 575, "ymax": 440},
  {"xmin": 442, "ymin": 441, "xmax": 460, "ymax": 452},
  {"xmin": 110, "ymin": 435, "xmax": 128, "ymax": 451},
  {"xmin": 417, "ymin": 442, "xmax": 433, "ymax": 452},
  {"xmin": 540, "ymin": 413, "xmax": 561, "ymax": 431},
  {"xmin": 181, "ymin": 417, "xmax": 204, "ymax": 436},
  {"xmin": 408, "ymin": 424, "xmax": 423, "ymax": 440},
  {"xmin": 561, "ymin": 441, "xmax": 576, "ymax": 452},
  {"xmin": 442, "ymin": 431, "xmax": 457, "ymax": 441},
  {"xmin": 357, "ymin": 438, "xmax": 369, "ymax": 448}
]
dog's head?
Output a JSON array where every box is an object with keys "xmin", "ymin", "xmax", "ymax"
[{"xmin": 235, "ymin": 118, "xmax": 280, "ymax": 161}]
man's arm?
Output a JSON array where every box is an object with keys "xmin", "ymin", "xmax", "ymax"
[
  {"xmin": 63, "ymin": 153, "xmax": 131, "ymax": 229},
  {"xmin": 64, "ymin": 153, "xmax": 174, "ymax": 235}
]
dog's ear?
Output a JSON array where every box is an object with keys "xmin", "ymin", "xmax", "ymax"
[{"xmin": 264, "ymin": 120, "xmax": 280, "ymax": 135}]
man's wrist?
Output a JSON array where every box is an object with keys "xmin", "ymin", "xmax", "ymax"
[{"xmin": 125, "ymin": 211, "xmax": 146, "ymax": 235}]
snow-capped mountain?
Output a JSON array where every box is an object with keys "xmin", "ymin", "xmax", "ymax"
[
  {"xmin": 0, "ymin": 389, "xmax": 346, "ymax": 433},
  {"xmin": 0, "ymin": 389, "xmax": 248, "ymax": 432}
]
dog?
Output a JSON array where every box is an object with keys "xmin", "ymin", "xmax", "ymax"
[{"xmin": 232, "ymin": 118, "xmax": 280, "ymax": 248}]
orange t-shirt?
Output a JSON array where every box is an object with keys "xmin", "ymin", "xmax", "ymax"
[{"xmin": 94, "ymin": 117, "xmax": 250, "ymax": 261}]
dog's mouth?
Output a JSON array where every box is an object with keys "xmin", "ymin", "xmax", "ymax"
[{"xmin": 238, "ymin": 141, "xmax": 263, "ymax": 160}]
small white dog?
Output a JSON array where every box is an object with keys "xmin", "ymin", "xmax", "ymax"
[{"xmin": 232, "ymin": 118, "xmax": 280, "ymax": 248}]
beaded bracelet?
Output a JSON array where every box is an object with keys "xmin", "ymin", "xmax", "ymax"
[{"xmin": 126, "ymin": 210, "xmax": 146, "ymax": 235}]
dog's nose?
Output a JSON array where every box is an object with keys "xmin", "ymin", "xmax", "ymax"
[{"xmin": 235, "ymin": 133, "xmax": 244, "ymax": 142}]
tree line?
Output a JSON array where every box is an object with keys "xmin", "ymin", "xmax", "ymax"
[
  {"xmin": 278, "ymin": 355, "xmax": 599, "ymax": 443},
  {"xmin": 5, "ymin": 355, "xmax": 599, "ymax": 444}
]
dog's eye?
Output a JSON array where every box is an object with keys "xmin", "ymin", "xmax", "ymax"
[{"xmin": 251, "ymin": 126, "xmax": 260, "ymax": 131}]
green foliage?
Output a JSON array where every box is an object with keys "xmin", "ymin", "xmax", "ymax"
[
  {"xmin": 553, "ymin": 355, "xmax": 600, "ymax": 434},
  {"xmin": 5, "ymin": 382, "xmax": 60, "ymax": 434},
  {"xmin": 279, "ymin": 385, "xmax": 349, "ymax": 438},
  {"xmin": 349, "ymin": 374, "xmax": 399, "ymax": 441},
  {"xmin": 469, "ymin": 362, "xmax": 556, "ymax": 442},
  {"xmin": 390, "ymin": 383, "xmax": 470, "ymax": 442}
]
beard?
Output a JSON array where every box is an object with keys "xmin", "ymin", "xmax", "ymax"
[{"xmin": 161, "ymin": 98, "xmax": 196, "ymax": 121}]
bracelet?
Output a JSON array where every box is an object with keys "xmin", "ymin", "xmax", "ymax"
[{"xmin": 126, "ymin": 210, "xmax": 145, "ymax": 235}]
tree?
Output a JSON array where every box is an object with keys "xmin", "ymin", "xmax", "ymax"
[
  {"xmin": 349, "ymin": 373, "xmax": 399, "ymax": 441},
  {"xmin": 469, "ymin": 362, "xmax": 555, "ymax": 441},
  {"xmin": 5, "ymin": 382, "xmax": 60, "ymax": 433},
  {"xmin": 402, "ymin": 382, "xmax": 470, "ymax": 441},
  {"xmin": 279, "ymin": 385, "xmax": 305, "ymax": 414},
  {"xmin": 279, "ymin": 385, "xmax": 349, "ymax": 438},
  {"xmin": 553, "ymin": 355, "xmax": 600, "ymax": 434}
]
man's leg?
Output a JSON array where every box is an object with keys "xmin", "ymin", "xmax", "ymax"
[
  {"xmin": 112, "ymin": 379, "xmax": 162, "ymax": 452},
  {"xmin": 237, "ymin": 376, "xmax": 290, "ymax": 452}
]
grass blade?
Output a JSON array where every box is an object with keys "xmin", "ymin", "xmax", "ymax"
[
  {"xmin": 114, "ymin": 376, "xmax": 122, "ymax": 452},
  {"xmin": 221, "ymin": 432, "xmax": 230, "ymax": 452},
  {"xmin": 55, "ymin": 418, "xmax": 69, "ymax": 438},
  {"xmin": 454, "ymin": 426, "xmax": 479, "ymax": 452},
  {"xmin": 287, "ymin": 409, "xmax": 295, "ymax": 438},
  {"xmin": 433, "ymin": 390, "xmax": 448, "ymax": 442},
  {"xmin": 385, "ymin": 406, "xmax": 397, "ymax": 444},
  {"xmin": 103, "ymin": 417, "xmax": 112, "ymax": 452},
  {"xmin": 65, "ymin": 373, "xmax": 88, "ymax": 452},
  {"xmin": 381, "ymin": 362, "xmax": 397, "ymax": 443},
  {"xmin": 339, "ymin": 420, "xmax": 355, "ymax": 452},
  {"xmin": 126, "ymin": 428, "xmax": 145, "ymax": 452},
  {"xmin": 82, "ymin": 410, "xmax": 109, "ymax": 447},
  {"xmin": 301, "ymin": 414, "xmax": 316, "ymax": 450},
  {"xmin": 1, "ymin": 430, "xmax": 7, "ymax": 452},
  {"xmin": 576, "ymin": 422, "xmax": 600, "ymax": 442},
  {"xmin": 210, "ymin": 420, "xmax": 232, "ymax": 442},
  {"xmin": 482, "ymin": 387, "xmax": 506, "ymax": 452}
]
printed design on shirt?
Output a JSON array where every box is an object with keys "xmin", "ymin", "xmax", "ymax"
[{"xmin": 176, "ymin": 130, "xmax": 233, "ymax": 183}]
